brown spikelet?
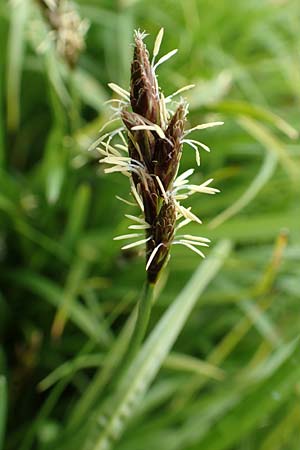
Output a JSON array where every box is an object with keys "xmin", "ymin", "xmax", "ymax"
[
  {"xmin": 130, "ymin": 32, "xmax": 160, "ymax": 124},
  {"xmin": 120, "ymin": 32, "xmax": 187, "ymax": 283},
  {"xmin": 147, "ymin": 199, "xmax": 177, "ymax": 283},
  {"xmin": 154, "ymin": 103, "xmax": 186, "ymax": 190},
  {"xmin": 99, "ymin": 29, "xmax": 222, "ymax": 284}
]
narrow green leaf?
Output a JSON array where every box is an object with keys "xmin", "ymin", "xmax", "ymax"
[
  {"xmin": 164, "ymin": 352, "xmax": 225, "ymax": 380},
  {"xmin": 238, "ymin": 298, "xmax": 282, "ymax": 347},
  {"xmin": 210, "ymin": 100, "xmax": 298, "ymax": 139},
  {"xmin": 38, "ymin": 354, "xmax": 105, "ymax": 392},
  {"xmin": 6, "ymin": 0, "xmax": 28, "ymax": 130},
  {"xmin": 191, "ymin": 338, "xmax": 300, "ymax": 450},
  {"xmin": 67, "ymin": 310, "xmax": 137, "ymax": 429},
  {"xmin": 238, "ymin": 116, "xmax": 298, "ymax": 178},
  {"xmin": 45, "ymin": 50, "xmax": 71, "ymax": 109},
  {"xmin": 51, "ymin": 256, "xmax": 90, "ymax": 338},
  {"xmin": 0, "ymin": 376, "xmax": 7, "ymax": 450},
  {"xmin": 9, "ymin": 271, "xmax": 107, "ymax": 344},
  {"xmin": 210, "ymin": 137, "xmax": 277, "ymax": 228},
  {"xmin": 20, "ymin": 380, "xmax": 69, "ymax": 450},
  {"xmin": 0, "ymin": 194, "xmax": 70, "ymax": 261},
  {"xmin": 63, "ymin": 184, "xmax": 91, "ymax": 247},
  {"xmin": 85, "ymin": 240, "xmax": 231, "ymax": 450},
  {"xmin": 188, "ymin": 71, "xmax": 232, "ymax": 109},
  {"xmin": 0, "ymin": 52, "xmax": 5, "ymax": 167},
  {"xmin": 74, "ymin": 69, "xmax": 108, "ymax": 112},
  {"xmin": 259, "ymin": 403, "xmax": 300, "ymax": 450},
  {"xmin": 42, "ymin": 127, "xmax": 66, "ymax": 204}
]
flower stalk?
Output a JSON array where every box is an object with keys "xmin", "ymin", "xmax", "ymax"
[
  {"xmin": 94, "ymin": 29, "xmax": 222, "ymax": 362},
  {"xmin": 113, "ymin": 281, "xmax": 154, "ymax": 383}
]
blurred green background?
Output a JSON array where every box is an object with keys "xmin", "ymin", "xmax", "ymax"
[{"xmin": 1, "ymin": 0, "xmax": 300, "ymax": 449}]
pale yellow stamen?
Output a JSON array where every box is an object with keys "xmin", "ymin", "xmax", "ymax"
[
  {"xmin": 153, "ymin": 28, "xmax": 164, "ymax": 59},
  {"xmin": 108, "ymin": 83, "xmax": 130, "ymax": 101}
]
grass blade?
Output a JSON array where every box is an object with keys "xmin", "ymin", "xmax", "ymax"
[
  {"xmin": 84, "ymin": 240, "xmax": 231, "ymax": 450},
  {"xmin": 6, "ymin": 0, "xmax": 28, "ymax": 130},
  {"xmin": 9, "ymin": 270, "xmax": 108, "ymax": 345},
  {"xmin": 190, "ymin": 338, "xmax": 300, "ymax": 450},
  {"xmin": 210, "ymin": 100, "xmax": 298, "ymax": 139},
  {"xmin": 210, "ymin": 141, "xmax": 277, "ymax": 228},
  {"xmin": 0, "ymin": 376, "xmax": 7, "ymax": 450}
]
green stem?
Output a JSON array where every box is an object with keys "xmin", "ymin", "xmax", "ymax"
[
  {"xmin": 66, "ymin": 284, "xmax": 154, "ymax": 431},
  {"xmin": 129, "ymin": 281, "xmax": 154, "ymax": 355},
  {"xmin": 69, "ymin": 69, "xmax": 81, "ymax": 133},
  {"xmin": 114, "ymin": 281, "xmax": 154, "ymax": 384}
]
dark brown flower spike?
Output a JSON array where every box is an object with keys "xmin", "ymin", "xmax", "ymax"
[
  {"xmin": 96, "ymin": 29, "xmax": 223, "ymax": 284},
  {"xmin": 130, "ymin": 31, "xmax": 160, "ymax": 124}
]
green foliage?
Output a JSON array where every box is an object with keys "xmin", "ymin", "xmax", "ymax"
[{"xmin": 1, "ymin": 1, "xmax": 300, "ymax": 450}]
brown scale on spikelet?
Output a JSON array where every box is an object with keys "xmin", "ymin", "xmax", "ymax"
[
  {"xmin": 153, "ymin": 103, "xmax": 186, "ymax": 190},
  {"xmin": 130, "ymin": 33, "xmax": 160, "ymax": 124},
  {"xmin": 147, "ymin": 200, "xmax": 177, "ymax": 283}
]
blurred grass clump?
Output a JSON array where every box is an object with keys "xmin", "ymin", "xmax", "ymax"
[{"xmin": 1, "ymin": 0, "xmax": 300, "ymax": 449}]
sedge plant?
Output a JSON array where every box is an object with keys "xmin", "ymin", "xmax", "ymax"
[{"xmin": 92, "ymin": 28, "xmax": 223, "ymax": 371}]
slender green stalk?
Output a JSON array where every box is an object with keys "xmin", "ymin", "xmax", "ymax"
[
  {"xmin": 0, "ymin": 376, "xmax": 7, "ymax": 450},
  {"xmin": 85, "ymin": 240, "xmax": 231, "ymax": 450},
  {"xmin": 0, "ymin": 59, "xmax": 5, "ymax": 168},
  {"xmin": 113, "ymin": 281, "xmax": 154, "ymax": 384},
  {"xmin": 127, "ymin": 282, "xmax": 154, "ymax": 359},
  {"xmin": 62, "ymin": 283, "xmax": 154, "ymax": 438},
  {"xmin": 67, "ymin": 309, "xmax": 137, "ymax": 429},
  {"xmin": 69, "ymin": 69, "xmax": 81, "ymax": 132}
]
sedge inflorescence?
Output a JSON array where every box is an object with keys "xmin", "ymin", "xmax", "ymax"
[
  {"xmin": 94, "ymin": 29, "xmax": 223, "ymax": 284},
  {"xmin": 38, "ymin": 0, "xmax": 89, "ymax": 68}
]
